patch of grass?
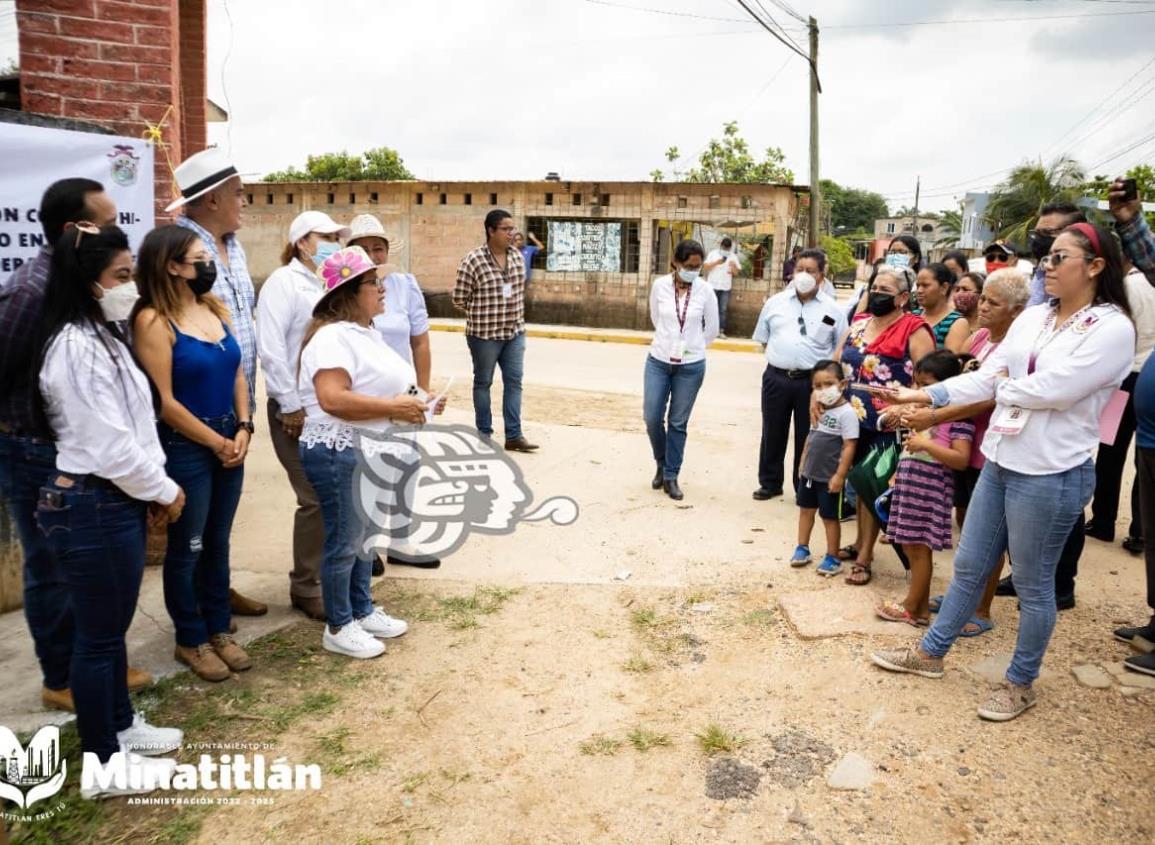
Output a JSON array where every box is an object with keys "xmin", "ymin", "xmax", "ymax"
[
  {"xmin": 627, "ymin": 727, "xmax": 673, "ymax": 752},
  {"xmin": 683, "ymin": 589, "xmax": 713, "ymax": 607},
  {"xmin": 383, "ymin": 584, "xmax": 521, "ymax": 630},
  {"xmin": 630, "ymin": 606, "xmax": 658, "ymax": 630},
  {"xmin": 591, "ymin": 629, "xmax": 614, "ymax": 639},
  {"xmin": 579, "ymin": 734, "xmax": 624, "ymax": 756},
  {"xmin": 695, "ymin": 723, "xmax": 747, "ymax": 756},
  {"xmin": 622, "ymin": 654, "xmax": 655, "ymax": 674},
  {"xmin": 401, "ymin": 771, "xmax": 430, "ymax": 793},
  {"xmin": 741, "ymin": 609, "xmax": 775, "ymax": 628}
]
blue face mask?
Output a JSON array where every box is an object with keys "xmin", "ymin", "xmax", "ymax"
[
  {"xmin": 885, "ymin": 252, "xmax": 911, "ymax": 270},
  {"xmin": 677, "ymin": 269, "xmax": 700, "ymax": 284},
  {"xmin": 312, "ymin": 240, "xmax": 341, "ymax": 267}
]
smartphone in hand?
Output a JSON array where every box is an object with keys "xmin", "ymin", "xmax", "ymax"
[{"xmin": 1121, "ymin": 178, "xmax": 1139, "ymax": 202}]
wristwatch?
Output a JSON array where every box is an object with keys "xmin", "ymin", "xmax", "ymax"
[{"xmin": 235, "ymin": 420, "xmax": 255, "ymax": 435}]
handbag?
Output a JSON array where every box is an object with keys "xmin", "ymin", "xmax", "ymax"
[{"xmin": 846, "ymin": 440, "xmax": 899, "ymax": 513}]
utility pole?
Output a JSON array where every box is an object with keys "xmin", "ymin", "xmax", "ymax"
[
  {"xmin": 911, "ymin": 176, "xmax": 921, "ymax": 237},
  {"xmin": 807, "ymin": 16, "xmax": 820, "ymax": 248}
]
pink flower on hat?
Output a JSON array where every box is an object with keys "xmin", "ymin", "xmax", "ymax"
[{"xmin": 319, "ymin": 247, "xmax": 375, "ymax": 292}]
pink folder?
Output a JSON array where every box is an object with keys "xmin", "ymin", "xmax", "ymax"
[{"xmin": 1099, "ymin": 389, "xmax": 1129, "ymax": 446}]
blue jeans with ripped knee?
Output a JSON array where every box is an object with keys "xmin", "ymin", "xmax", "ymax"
[{"xmin": 160, "ymin": 416, "xmax": 245, "ymax": 648}]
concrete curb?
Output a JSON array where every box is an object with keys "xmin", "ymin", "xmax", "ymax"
[{"xmin": 427, "ymin": 322, "xmax": 759, "ymax": 354}]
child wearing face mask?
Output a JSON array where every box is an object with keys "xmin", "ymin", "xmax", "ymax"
[
  {"xmin": 876, "ymin": 351, "xmax": 973, "ymax": 626},
  {"xmin": 793, "ymin": 360, "xmax": 859, "ymax": 575}
]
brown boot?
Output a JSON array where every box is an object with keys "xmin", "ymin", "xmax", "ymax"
[
  {"xmin": 291, "ymin": 594, "xmax": 326, "ymax": 621},
  {"xmin": 229, "ymin": 588, "xmax": 267, "ymax": 616},
  {"xmin": 42, "ymin": 687, "xmax": 75, "ymax": 712},
  {"xmin": 209, "ymin": 633, "xmax": 252, "ymax": 672},
  {"xmin": 175, "ymin": 643, "xmax": 231, "ymax": 682},
  {"xmin": 126, "ymin": 666, "xmax": 153, "ymax": 692}
]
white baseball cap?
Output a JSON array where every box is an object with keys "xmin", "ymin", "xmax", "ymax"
[
  {"xmin": 165, "ymin": 147, "xmax": 240, "ymax": 212},
  {"xmin": 288, "ymin": 210, "xmax": 351, "ymax": 245}
]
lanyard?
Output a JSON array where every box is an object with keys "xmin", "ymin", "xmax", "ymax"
[
  {"xmin": 1028, "ymin": 305, "xmax": 1091, "ymax": 375},
  {"xmin": 674, "ymin": 283, "xmax": 692, "ymax": 334}
]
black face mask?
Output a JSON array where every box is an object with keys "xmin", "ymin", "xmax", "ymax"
[
  {"xmin": 867, "ymin": 292, "xmax": 898, "ymax": 317},
  {"xmin": 187, "ymin": 260, "xmax": 217, "ymax": 296},
  {"xmin": 1029, "ymin": 232, "xmax": 1054, "ymax": 261}
]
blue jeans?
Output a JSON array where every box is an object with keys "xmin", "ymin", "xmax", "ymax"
[
  {"xmin": 922, "ymin": 459, "xmax": 1094, "ymax": 686},
  {"xmin": 466, "ymin": 332, "xmax": 526, "ymax": 440},
  {"xmin": 643, "ymin": 355, "xmax": 706, "ymax": 481},
  {"xmin": 160, "ymin": 416, "xmax": 245, "ymax": 647},
  {"xmin": 714, "ymin": 289, "xmax": 730, "ymax": 333},
  {"xmin": 299, "ymin": 443, "xmax": 374, "ymax": 628},
  {"xmin": 37, "ymin": 474, "xmax": 146, "ymax": 761},
  {"xmin": 0, "ymin": 433, "xmax": 72, "ymax": 690}
]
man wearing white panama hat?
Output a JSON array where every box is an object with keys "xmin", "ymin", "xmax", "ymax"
[{"xmin": 170, "ymin": 147, "xmax": 266, "ymax": 619}]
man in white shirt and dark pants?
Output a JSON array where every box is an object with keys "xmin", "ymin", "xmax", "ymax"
[
  {"xmin": 703, "ymin": 237, "xmax": 740, "ymax": 338},
  {"xmin": 752, "ymin": 269, "xmax": 848, "ymax": 500}
]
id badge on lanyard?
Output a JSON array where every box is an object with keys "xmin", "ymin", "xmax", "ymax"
[{"xmin": 671, "ymin": 285, "xmax": 691, "ymax": 363}]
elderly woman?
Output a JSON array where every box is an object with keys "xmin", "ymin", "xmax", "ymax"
[
  {"xmin": 897, "ymin": 269, "xmax": 1030, "ymax": 636},
  {"xmin": 872, "ymin": 223, "xmax": 1134, "ymax": 721},
  {"xmin": 644, "ymin": 239, "xmax": 719, "ymax": 501},
  {"xmin": 298, "ymin": 246, "xmax": 444, "ymax": 659},
  {"xmin": 914, "ymin": 262, "xmax": 970, "ymax": 352},
  {"xmin": 255, "ymin": 210, "xmax": 349, "ymax": 621},
  {"xmin": 831, "ymin": 265, "xmax": 935, "ymax": 582}
]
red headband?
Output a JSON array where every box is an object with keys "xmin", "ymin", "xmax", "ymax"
[{"xmin": 1068, "ymin": 222, "xmax": 1101, "ymax": 256}]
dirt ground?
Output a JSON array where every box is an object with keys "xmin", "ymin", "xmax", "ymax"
[{"xmin": 5, "ymin": 332, "xmax": 1154, "ymax": 844}]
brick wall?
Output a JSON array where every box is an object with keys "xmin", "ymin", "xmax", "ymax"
[
  {"xmin": 240, "ymin": 181, "xmax": 805, "ymax": 335},
  {"xmin": 15, "ymin": 0, "xmax": 207, "ymax": 214}
]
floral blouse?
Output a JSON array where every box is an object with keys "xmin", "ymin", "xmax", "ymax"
[{"xmin": 840, "ymin": 321, "xmax": 916, "ymax": 431}]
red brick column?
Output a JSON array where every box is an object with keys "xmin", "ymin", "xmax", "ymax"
[{"xmin": 15, "ymin": 0, "xmax": 208, "ymax": 215}]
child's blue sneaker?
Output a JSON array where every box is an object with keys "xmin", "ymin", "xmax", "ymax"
[
  {"xmin": 790, "ymin": 545, "xmax": 812, "ymax": 567},
  {"xmin": 816, "ymin": 554, "xmax": 843, "ymax": 577}
]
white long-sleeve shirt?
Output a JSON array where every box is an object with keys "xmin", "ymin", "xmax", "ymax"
[
  {"xmin": 40, "ymin": 322, "xmax": 179, "ymax": 504},
  {"xmin": 648, "ymin": 274, "xmax": 719, "ymax": 365},
  {"xmin": 255, "ymin": 258, "xmax": 326, "ymax": 414},
  {"xmin": 929, "ymin": 302, "xmax": 1134, "ymax": 475}
]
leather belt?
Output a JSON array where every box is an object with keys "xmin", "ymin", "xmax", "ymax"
[{"xmin": 770, "ymin": 366, "xmax": 811, "ymax": 380}]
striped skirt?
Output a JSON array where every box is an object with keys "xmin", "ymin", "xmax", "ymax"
[{"xmin": 886, "ymin": 456, "xmax": 955, "ymax": 551}]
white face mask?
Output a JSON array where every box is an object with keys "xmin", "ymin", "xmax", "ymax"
[
  {"xmin": 97, "ymin": 281, "xmax": 140, "ymax": 323},
  {"xmin": 677, "ymin": 268, "xmax": 700, "ymax": 284},
  {"xmin": 793, "ymin": 271, "xmax": 817, "ymax": 295},
  {"xmin": 815, "ymin": 385, "xmax": 843, "ymax": 406}
]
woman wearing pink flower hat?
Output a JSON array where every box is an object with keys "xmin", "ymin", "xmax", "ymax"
[{"xmin": 297, "ymin": 246, "xmax": 443, "ymax": 659}]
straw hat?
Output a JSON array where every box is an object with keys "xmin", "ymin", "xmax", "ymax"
[{"xmin": 346, "ymin": 213, "xmax": 405, "ymax": 253}]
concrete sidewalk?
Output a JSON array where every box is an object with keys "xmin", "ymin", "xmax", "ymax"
[{"xmin": 429, "ymin": 318, "xmax": 761, "ymax": 353}]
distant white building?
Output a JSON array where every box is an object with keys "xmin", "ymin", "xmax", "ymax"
[
  {"xmin": 873, "ymin": 215, "xmax": 950, "ymax": 258},
  {"xmin": 960, "ymin": 192, "xmax": 995, "ymax": 252}
]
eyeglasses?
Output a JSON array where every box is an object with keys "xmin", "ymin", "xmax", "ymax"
[
  {"xmin": 497, "ymin": 226, "xmax": 517, "ymax": 233},
  {"xmin": 887, "ymin": 249, "xmax": 910, "ymax": 256},
  {"xmin": 73, "ymin": 221, "xmax": 100, "ymax": 248},
  {"xmin": 797, "ymin": 316, "xmax": 807, "ymax": 336},
  {"xmin": 1040, "ymin": 251, "xmax": 1092, "ymax": 268},
  {"xmin": 1028, "ymin": 228, "xmax": 1061, "ymax": 239},
  {"xmin": 361, "ymin": 279, "xmax": 385, "ymax": 291},
  {"xmin": 985, "ymin": 253, "xmax": 1009, "ymax": 262}
]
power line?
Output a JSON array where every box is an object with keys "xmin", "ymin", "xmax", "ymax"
[
  {"xmin": 1044, "ymin": 53, "xmax": 1155, "ymax": 157},
  {"xmin": 582, "ymin": 0, "xmax": 752, "ymax": 24},
  {"xmin": 751, "ymin": 0, "xmax": 805, "ymax": 54},
  {"xmin": 1060, "ymin": 74, "xmax": 1155, "ymax": 160},
  {"xmin": 823, "ymin": 7, "xmax": 1155, "ymax": 27},
  {"xmin": 732, "ymin": 0, "xmax": 815, "ymax": 77},
  {"xmin": 1088, "ymin": 129, "xmax": 1155, "ymax": 170}
]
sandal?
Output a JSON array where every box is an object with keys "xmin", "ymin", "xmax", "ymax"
[
  {"xmin": 836, "ymin": 545, "xmax": 859, "ymax": 561},
  {"xmin": 928, "ymin": 594, "xmax": 945, "ymax": 614},
  {"xmin": 959, "ymin": 616, "xmax": 995, "ymax": 638},
  {"xmin": 845, "ymin": 564, "xmax": 872, "ymax": 586},
  {"xmin": 875, "ymin": 600, "xmax": 927, "ymax": 627}
]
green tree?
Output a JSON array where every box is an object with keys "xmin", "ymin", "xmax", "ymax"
[
  {"xmin": 821, "ymin": 179, "xmax": 889, "ymax": 233},
  {"xmin": 820, "ymin": 235, "xmax": 856, "ymax": 279},
  {"xmin": 934, "ymin": 206, "xmax": 963, "ymax": 248},
  {"xmin": 263, "ymin": 146, "xmax": 415, "ymax": 182},
  {"xmin": 655, "ymin": 122, "xmax": 793, "ymax": 184},
  {"xmin": 983, "ymin": 155, "xmax": 1085, "ymax": 245}
]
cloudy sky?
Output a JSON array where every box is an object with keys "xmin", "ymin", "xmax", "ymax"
[{"xmin": 5, "ymin": 0, "xmax": 1155, "ymax": 213}]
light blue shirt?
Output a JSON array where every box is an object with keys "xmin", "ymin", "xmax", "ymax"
[
  {"xmin": 752, "ymin": 289, "xmax": 848, "ymax": 370},
  {"xmin": 372, "ymin": 272, "xmax": 430, "ymax": 364},
  {"xmin": 1027, "ymin": 264, "xmax": 1047, "ymax": 307}
]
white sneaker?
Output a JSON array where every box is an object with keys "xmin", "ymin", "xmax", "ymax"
[
  {"xmin": 80, "ymin": 748, "xmax": 177, "ymax": 800},
  {"xmin": 356, "ymin": 606, "xmax": 409, "ymax": 639},
  {"xmin": 323, "ymin": 621, "xmax": 385, "ymax": 659},
  {"xmin": 116, "ymin": 713, "xmax": 183, "ymax": 756}
]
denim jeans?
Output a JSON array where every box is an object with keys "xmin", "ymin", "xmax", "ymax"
[
  {"xmin": 37, "ymin": 474, "xmax": 147, "ymax": 761},
  {"xmin": 643, "ymin": 355, "xmax": 706, "ymax": 481},
  {"xmin": 160, "ymin": 416, "xmax": 245, "ymax": 647},
  {"xmin": 299, "ymin": 442, "xmax": 374, "ymax": 628},
  {"xmin": 922, "ymin": 459, "xmax": 1094, "ymax": 686},
  {"xmin": 714, "ymin": 289, "xmax": 730, "ymax": 333},
  {"xmin": 466, "ymin": 332, "xmax": 526, "ymax": 440},
  {"xmin": 0, "ymin": 433, "xmax": 72, "ymax": 690}
]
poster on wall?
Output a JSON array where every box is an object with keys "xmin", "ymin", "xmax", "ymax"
[
  {"xmin": 0, "ymin": 121, "xmax": 155, "ymax": 280},
  {"xmin": 546, "ymin": 221, "xmax": 622, "ymax": 272}
]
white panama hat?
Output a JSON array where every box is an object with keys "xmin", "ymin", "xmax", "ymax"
[{"xmin": 165, "ymin": 147, "xmax": 242, "ymax": 213}]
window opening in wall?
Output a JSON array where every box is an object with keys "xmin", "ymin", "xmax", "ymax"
[
  {"xmin": 677, "ymin": 196, "xmax": 687, "ymax": 209},
  {"xmin": 327, "ymin": 193, "xmax": 335, "ymax": 204},
  {"xmin": 489, "ymin": 193, "xmax": 498, "ymax": 205},
  {"xmin": 370, "ymin": 192, "xmax": 379, "ymax": 203},
  {"xmin": 464, "ymin": 193, "xmax": 472, "ymax": 205},
  {"xmin": 266, "ymin": 193, "xmax": 273, "ymax": 205},
  {"xmin": 545, "ymin": 192, "xmax": 554, "ymax": 206},
  {"xmin": 416, "ymin": 192, "xmax": 423, "ymax": 205},
  {"xmin": 439, "ymin": 193, "xmax": 447, "ymax": 205},
  {"xmin": 286, "ymin": 193, "xmax": 294, "ymax": 204},
  {"xmin": 246, "ymin": 193, "xmax": 253, "ymax": 205},
  {"xmin": 600, "ymin": 194, "xmax": 610, "ymax": 207},
  {"xmin": 573, "ymin": 193, "xmax": 582, "ymax": 205},
  {"xmin": 349, "ymin": 193, "xmax": 356, "ymax": 204},
  {"xmin": 708, "ymin": 195, "xmax": 720, "ymax": 209}
]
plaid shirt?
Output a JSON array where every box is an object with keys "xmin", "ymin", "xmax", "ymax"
[
  {"xmin": 0, "ymin": 248, "xmax": 53, "ymax": 436},
  {"xmin": 176, "ymin": 216, "xmax": 257, "ymax": 411},
  {"xmin": 452, "ymin": 245, "xmax": 526, "ymax": 340},
  {"xmin": 1119, "ymin": 213, "xmax": 1155, "ymax": 286}
]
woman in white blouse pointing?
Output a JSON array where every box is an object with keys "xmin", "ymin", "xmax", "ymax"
[
  {"xmin": 869, "ymin": 222, "xmax": 1134, "ymax": 722},
  {"xmin": 644, "ymin": 239, "xmax": 720, "ymax": 501},
  {"xmin": 35, "ymin": 224, "xmax": 185, "ymax": 795}
]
